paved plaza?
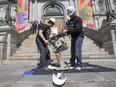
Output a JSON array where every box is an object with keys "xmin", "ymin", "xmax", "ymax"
[{"xmin": 0, "ymin": 59, "xmax": 115, "ymax": 87}]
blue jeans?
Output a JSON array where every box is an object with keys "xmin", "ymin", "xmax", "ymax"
[
  {"xmin": 36, "ymin": 37, "xmax": 50, "ymax": 68},
  {"xmin": 70, "ymin": 36, "xmax": 83, "ymax": 67}
]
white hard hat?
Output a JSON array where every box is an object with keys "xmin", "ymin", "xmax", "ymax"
[
  {"xmin": 49, "ymin": 18, "xmax": 56, "ymax": 24},
  {"xmin": 53, "ymin": 72, "xmax": 67, "ymax": 86},
  {"xmin": 67, "ymin": 6, "xmax": 75, "ymax": 16}
]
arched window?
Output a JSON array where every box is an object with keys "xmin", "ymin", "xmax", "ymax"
[
  {"xmin": 43, "ymin": 3, "xmax": 64, "ymax": 33},
  {"xmin": 98, "ymin": 0, "xmax": 105, "ymax": 12},
  {"xmin": 45, "ymin": 6, "xmax": 62, "ymax": 15}
]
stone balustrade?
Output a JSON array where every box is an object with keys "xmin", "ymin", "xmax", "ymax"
[
  {"xmin": 0, "ymin": 25, "xmax": 32, "ymax": 63},
  {"xmin": 84, "ymin": 21, "xmax": 116, "ymax": 58}
]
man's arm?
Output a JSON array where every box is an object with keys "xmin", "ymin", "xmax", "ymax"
[{"xmin": 39, "ymin": 30, "xmax": 48, "ymax": 45}]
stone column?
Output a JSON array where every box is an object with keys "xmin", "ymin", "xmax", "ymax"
[
  {"xmin": 94, "ymin": 17, "xmax": 99, "ymax": 29},
  {"xmin": 91, "ymin": 0, "xmax": 96, "ymax": 12},
  {"xmin": 32, "ymin": 1, "xmax": 35, "ymax": 21},
  {"xmin": 37, "ymin": 2, "xmax": 40, "ymax": 20},
  {"xmin": 95, "ymin": 0, "xmax": 99, "ymax": 12},
  {"xmin": 29, "ymin": 0, "xmax": 33, "ymax": 21},
  {"xmin": 0, "ymin": 8, "xmax": 2, "ymax": 20},
  {"xmin": 69, "ymin": 0, "xmax": 74, "ymax": 6},
  {"xmin": 96, "ymin": 17, "xmax": 100, "ymax": 28},
  {"xmin": 109, "ymin": 0, "xmax": 115, "ymax": 10},
  {"xmin": 35, "ymin": 0, "xmax": 38, "ymax": 20},
  {"xmin": 74, "ymin": 0, "xmax": 79, "ymax": 16},
  {"xmin": 1, "ymin": 8, "xmax": 3, "ymax": 19},
  {"xmin": 11, "ymin": 7, "xmax": 13, "ymax": 18},
  {"xmin": 110, "ymin": 29, "xmax": 116, "ymax": 58},
  {"xmin": 13, "ymin": 6, "xmax": 16, "ymax": 17},
  {"xmin": 0, "ymin": 33, "xmax": 7, "ymax": 61},
  {"xmin": 7, "ymin": 33, "xmax": 11, "ymax": 60},
  {"xmin": 3, "ymin": 7, "xmax": 6, "ymax": 19}
]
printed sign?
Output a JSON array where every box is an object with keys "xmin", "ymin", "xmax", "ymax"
[
  {"xmin": 16, "ymin": 0, "xmax": 29, "ymax": 32},
  {"xmin": 78, "ymin": 0, "xmax": 94, "ymax": 28}
]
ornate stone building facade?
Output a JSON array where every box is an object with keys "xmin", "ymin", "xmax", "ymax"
[
  {"xmin": 0, "ymin": 0, "xmax": 116, "ymax": 61},
  {"xmin": 0, "ymin": 0, "xmax": 116, "ymax": 29}
]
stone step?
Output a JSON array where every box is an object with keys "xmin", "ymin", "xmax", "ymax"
[
  {"xmin": 28, "ymin": 35, "xmax": 36, "ymax": 38},
  {"xmin": 18, "ymin": 47, "xmax": 104, "ymax": 53},
  {"xmin": 13, "ymin": 51, "xmax": 109, "ymax": 58},
  {"xmin": 21, "ymin": 41, "xmax": 35, "ymax": 45},
  {"xmin": 22, "ymin": 40, "xmax": 94, "ymax": 43},
  {"xmin": 49, "ymin": 48, "xmax": 106, "ymax": 53},
  {"xmin": 19, "ymin": 46, "xmax": 37, "ymax": 49},
  {"xmin": 65, "ymin": 43, "xmax": 97, "ymax": 46},
  {"xmin": 11, "ymin": 56, "xmax": 39, "ymax": 60},
  {"xmin": 50, "ymin": 54, "xmax": 114, "ymax": 59},
  {"xmin": 2, "ymin": 60, "xmax": 39, "ymax": 65},
  {"xmin": 16, "ymin": 49, "xmax": 106, "ymax": 54},
  {"xmin": 11, "ymin": 54, "xmax": 114, "ymax": 60},
  {"xmin": 16, "ymin": 47, "xmax": 106, "ymax": 54},
  {"xmin": 50, "ymin": 51, "xmax": 109, "ymax": 56},
  {"xmin": 16, "ymin": 50, "xmax": 38, "ymax": 53},
  {"xmin": 3, "ymin": 58, "xmax": 115, "ymax": 65},
  {"xmin": 22, "ymin": 39, "xmax": 35, "ymax": 41},
  {"xmin": 19, "ymin": 45, "xmax": 100, "ymax": 50},
  {"xmin": 21, "ymin": 40, "xmax": 95, "ymax": 46},
  {"xmin": 83, "ymin": 55, "xmax": 115, "ymax": 59},
  {"xmin": 13, "ymin": 53, "xmax": 40, "ymax": 56},
  {"xmin": 10, "ymin": 35, "xmax": 113, "ymax": 61},
  {"xmin": 21, "ymin": 44, "xmax": 37, "ymax": 46}
]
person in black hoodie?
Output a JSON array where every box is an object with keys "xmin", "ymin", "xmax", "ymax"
[{"xmin": 63, "ymin": 6, "xmax": 84, "ymax": 70}]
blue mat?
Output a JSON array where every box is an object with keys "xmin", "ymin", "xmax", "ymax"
[{"xmin": 23, "ymin": 71, "xmax": 34, "ymax": 75}]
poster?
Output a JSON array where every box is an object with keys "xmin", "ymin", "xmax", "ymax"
[
  {"xmin": 16, "ymin": 0, "xmax": 29, "ymax": 32},
  {"xmin": 78, "ymin": 0, "xmax": 94, "ymax": 28}
]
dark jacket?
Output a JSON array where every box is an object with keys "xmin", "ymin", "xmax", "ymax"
[
  {"xmin": 66, "ymin": 15, "xmax": 84, "ymax": 38},
  {"xmin": 32, "ymin": 22, "xmax": 37, "ymax": 29}
]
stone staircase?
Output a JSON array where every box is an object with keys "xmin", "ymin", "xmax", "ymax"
[
  {"xmin": 50, "ymin": 36, "xmax": 114, "ymax": 59},
  {"xmin": 3, "ymin": 34, "xmax": 114, "ymax": 65}
]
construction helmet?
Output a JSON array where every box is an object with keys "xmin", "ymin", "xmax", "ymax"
[
  {"xmin": 48, "ymin": 18, "xmax": 56, "ymax": 25},
  {"xmin": 52, "ymin": 72, "xmax": 67, "ymax": 86},
  {"xmin": 67, "ymin": 6, "xmax": 75, "ymax": 16}
]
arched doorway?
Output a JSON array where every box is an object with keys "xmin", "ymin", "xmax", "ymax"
[{"xmin": 42, "ymin": 3, "xmax": 65, "ymax": 33}]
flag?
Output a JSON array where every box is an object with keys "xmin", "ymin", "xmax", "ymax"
[
  {"xmin": 78, "ymin": 0, "xmax": 94, "ymax": 28},
  {"xmin": 16, "ymin": 0, "xmax": 29, "ymax": 32}
]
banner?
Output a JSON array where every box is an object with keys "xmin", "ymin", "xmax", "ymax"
[
  {"xmin": 16, "ymin": 0, "xmax": 29, "ymax": 32},
  {"xmin": 78, "ymin": 0, "xmax": 94, "ymax": 28}
]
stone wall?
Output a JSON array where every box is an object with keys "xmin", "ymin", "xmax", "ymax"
[
  {"xmin": 0, "ymin": 26, "xmax": 32, "ymax": 63},
  {"xmin": 84, "ymin": 29, "xmax": 102, "ymax": 47},
  {"xmin": 84, "ymin": 21, "xmax": 116, "ymax": 58}
]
